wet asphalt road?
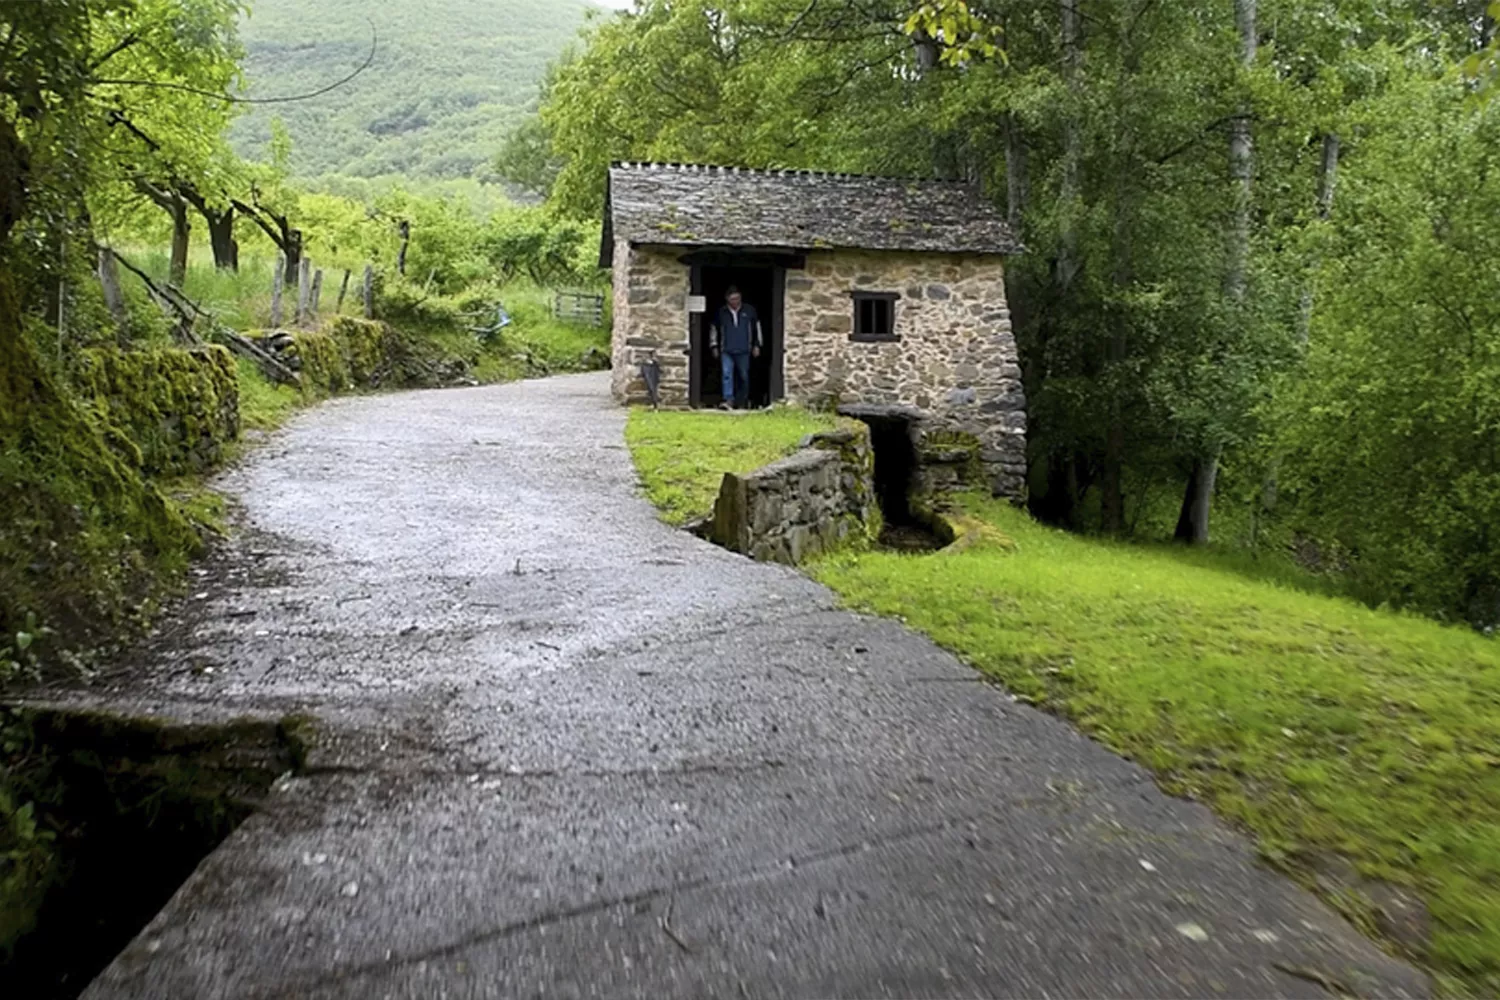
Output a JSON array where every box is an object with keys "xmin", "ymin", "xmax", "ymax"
[{"xmin": 79, "ymin": 373, "xmax": 1424, "ymax": 998}]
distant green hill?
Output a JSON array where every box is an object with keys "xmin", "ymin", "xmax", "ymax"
[{"xmin": 229, "ymin": 0, "xmax": 603, "ymax": 182}]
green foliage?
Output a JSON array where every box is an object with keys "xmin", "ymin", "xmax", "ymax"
[
  {"xmin": 902, "ymin": 2, "xmax": 1003, "ymax": 67},
  {"xmin": 624, "ymin": 407, "xmax": 837, "ymax": 525},
  {"xmin": 234, "ymin": 356, "xmax": 298, "ymax": 431},
  {"xmin": 480, "ymin": 208, "xmax": 598, "ymax": 286},
  {"xmin": 0, "ymin": 711, "xmax": 59, "ymax": 960},
  {"xmin": 227, "ymin": 0, "xmax": 601, "ymax": 182},
  {"xmin": 1274, "ymin": 73, "xmax": 1500, "ymax": 623}
]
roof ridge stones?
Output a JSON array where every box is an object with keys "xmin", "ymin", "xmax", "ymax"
[{"xmin": 604, "ymin": 161, "xmax": 1023, "ymax": 258}]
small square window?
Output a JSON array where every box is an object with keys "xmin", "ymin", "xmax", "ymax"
[{"xmin": 851, "ymin": 292, "xmax": 899, "ymax": 342}]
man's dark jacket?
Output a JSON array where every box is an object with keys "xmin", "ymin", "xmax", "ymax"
[{"xmin": 715, "ymin": 304, "xmax": 759, "ymax": 356}]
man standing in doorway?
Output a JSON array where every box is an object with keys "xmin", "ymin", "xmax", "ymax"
[{"xmin": 710, "ymin": 285, "xmax": 762, "ymax": 410}]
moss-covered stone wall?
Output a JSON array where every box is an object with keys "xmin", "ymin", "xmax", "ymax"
[
  {"xmin": 254, "ymin": 317, "xmax": 449, "ymax": 396},
  {"xmin": 74, "ymin": 346, "xmax": 239, "ymax": 476},
  {"xmin": 708, "ymin": 424, "xmax": 876, "ymax": 564},
  {"xmin": 0, "ymin": 274, "xmax": 202, "ymax": 669}
]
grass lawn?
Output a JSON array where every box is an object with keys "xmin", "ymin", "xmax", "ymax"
[
  {"xmin": 624, "ymin": 411, "xmax": 1500, "ymax": 994},
  {"xmin": 625, "ymin": 407, "xmax": 837, "ymax": 524}
]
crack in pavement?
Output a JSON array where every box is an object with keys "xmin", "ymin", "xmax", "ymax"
[{"xmin": 250, "ymin": 815, "xmax": 979, "ymax": 997}]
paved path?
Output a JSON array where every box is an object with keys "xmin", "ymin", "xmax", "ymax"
[{"xmin": 78, "ymin": 374, "xmax": 1421, "ymax": 998}]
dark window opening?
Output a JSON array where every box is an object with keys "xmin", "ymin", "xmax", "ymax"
[{"xmin": 851, "ymin": 292, "xmax": 899, "ymax": 342}]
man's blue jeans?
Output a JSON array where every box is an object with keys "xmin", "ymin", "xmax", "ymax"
[{"xmin": 720, "ymin": 351, "xmax": 751, "ymax": 408}]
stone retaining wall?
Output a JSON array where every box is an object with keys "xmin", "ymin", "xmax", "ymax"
[
  {"xmin": 708, "ymin": 425, "xmax": 874, "ymax": 564},
  {"xmin": 253, "ymin": 317, "xmax": 470, "ymax": 394},
  {"xmin": 74, "ymin": 345, "xmax": 240, "ymax": 475}
]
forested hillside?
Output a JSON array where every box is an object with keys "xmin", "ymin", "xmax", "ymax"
[{"xmin": 229, "ymin": 0, "xmax": 602, "ymax": 180}]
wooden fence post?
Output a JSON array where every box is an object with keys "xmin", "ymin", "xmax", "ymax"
[
  {"xmin": 362, "ymin": 264, "xmax": 374, "ymax": 319},
  {"xmin": 310, "ymin": 268, "xmax": 324, "ymax": 319},
  {"xmin": 337, "ymin": 268, "xmax": 351, "ymax": 313},
  {"xmin": 270, "ymin": 254, "xmax": 285, "ymax": 327},
  {"xmin": 297, "ymin": 257, "xmax": 312, "ymax": 326}
]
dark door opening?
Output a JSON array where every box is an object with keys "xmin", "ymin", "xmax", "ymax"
[
  {"xmin": 857, "ymin": 413, "xmax": 949, "ymax": 552},
  {"xmin": 694, "ymin": 264, "xmax": 780, "ymax": 409},
  {"xmin": 866, "ymin": 415, "xmax": 918, "ymax": 524}
]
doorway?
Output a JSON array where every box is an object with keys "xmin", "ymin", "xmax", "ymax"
[
  {"xmin": 691, "ymin": 264, "xmax": 782, "ymax": 409},
  {"xmin": 854, "ymin": 410, "xmax": 951, "ymax": 552}
]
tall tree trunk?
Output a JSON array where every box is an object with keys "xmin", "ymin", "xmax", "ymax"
[
  {"xmin": 1224, "ymin": 0, "xmax": 1256, "ymax": 303},
  {"xmin": 396, "ymin": 219, "xmax": 411, "ymax": 278},
  {"xmin": 136, "ymin": 179, "xmax": 191, "ymax": 286},
  {"xmin": 1102, "ymin": 5, "xmax": 1141, "ymax": 535},
  {"xmin": 1174, "ymin": 457, "xmax": 1219, "ymax": 542},
  {"xmin": 1176, "ymin": 0, "xmax": 1256, "ymax": 544},
  {"xmin": 168, "ymin": 200, "xmax": 189, "ymax": 288},
  {"xmin": 1004, "ymin": 113, "xmax": 1028, "ymax": 231},
  {"xmin": 1296, "ymin": 132, "xmax": 1339, "ymax": 343},
  {"xmin": 1056, "ymin": 0, "xmax": 1083, "ymax": 292},
  {"xmin": 179, "ymin": 185, "xmax": 238, "ymax": 271},
  {"xmin": 204, "ymin": 205, "xmax": 238, "ymax": 271},
  {"xmin": 98, "ymin": 248, "xmax": 129, "ymax": 342},
  {"xmin": 0, "ymin": 117, "xmax": 29, "ymax": 253}
]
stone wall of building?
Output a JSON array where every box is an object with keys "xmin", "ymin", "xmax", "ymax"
[
  {"xmin": 608, "ymin": 242, "xmax": 1027, "ymax": 496},
  {"xmin": 709, "ymin": 425, "xmax": 874, "ymax": 565},
  {"xmin": 610, "ymin": 239, "xmax": 691, "ymax": 407},
  {"xmin": 784, "ymin": 249, "xmax": 1026, "ymax": 497}
]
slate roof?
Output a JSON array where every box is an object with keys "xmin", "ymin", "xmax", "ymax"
[{"xmin": 600, "ymin": 162, "xmax": 1022, "ymax": 266}]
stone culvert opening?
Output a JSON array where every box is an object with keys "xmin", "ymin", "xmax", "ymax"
[
  {"xmin": 845, "ymin": 408, "xmax": 950, "ymax": 553},
  {"xmin": 0, "ymin": 708, "xmax": 308, "ymax": 999}
]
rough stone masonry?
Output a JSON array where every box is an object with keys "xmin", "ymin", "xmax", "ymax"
[
  {"xmin": 603, "ymin": 163, "xmax": 1028, "ymax": 499},
  {"xmin": 610, "ymin": 241, "xmax": 1026, "ymax": 497}
]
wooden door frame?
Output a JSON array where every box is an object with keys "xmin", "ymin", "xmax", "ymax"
[
  {"xmin": 770, "ymin": 265, "xmax": 785, "ymax": 403},
  {"xmin": 688, "ymin": 263, "xmax": 704, "ymax": 408},
  {"xmin": 685, "ymin": 258, "xmax": 787, "ymax": 408}
]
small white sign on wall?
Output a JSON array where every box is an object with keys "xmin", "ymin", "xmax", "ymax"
[{"xmin": 685, "ymin": 295, "xmax": 707, "ymax": 313}]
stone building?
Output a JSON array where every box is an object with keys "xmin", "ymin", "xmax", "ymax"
[{"xmin": 602, "ymin": 162, "xmax": 1027, "ymax": 497}]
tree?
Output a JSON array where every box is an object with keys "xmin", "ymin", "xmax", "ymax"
[
  {"xmin": 231, "ymin": 120, "xmax": 303, "ymax": 285},
  {"xmin": 0, "ymin": 0, "xmax": 244, "ymax": 289},
  {"xmin": 1276, "ymin": 71, "xmax": 1500, "ymax": 620}
]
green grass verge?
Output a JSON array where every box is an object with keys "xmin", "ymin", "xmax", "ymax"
[
  {"xmin": 234, "ymin": 358, "xmax": 301, "ymax": 432},
  {"xmin": 625, "ymin": 407, "xmax": 837, "ymax": 524},
  {"xmin": 622, "ymin": 410, "xmax": 1500, "ymax": 993},
  {"xmin": 813, "ymin": 496, "xmax": 1500, "ymax": 993}
]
